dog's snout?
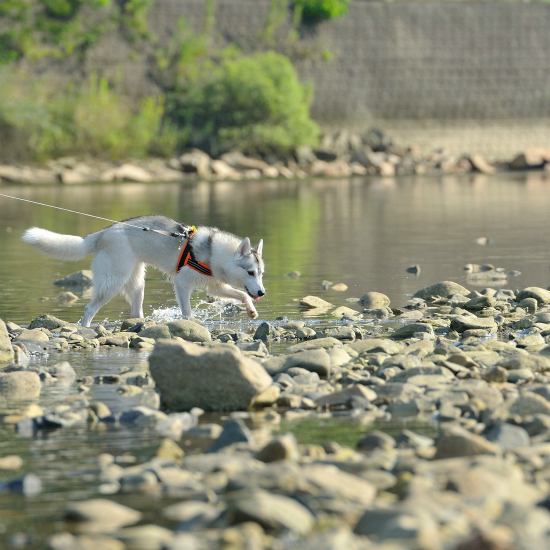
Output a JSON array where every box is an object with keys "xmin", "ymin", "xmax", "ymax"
[{"xmin": 258, "ymin": 290, "xmax": 265, "ymax": 297}]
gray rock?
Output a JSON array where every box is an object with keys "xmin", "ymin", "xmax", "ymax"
[
  {"xmin": 28, "ymin": 314, "xmax": 68, "ymax": 330},
  {"xmin": 13, "ymin": 329, "xmax": 50, "ymax": 342},
  {"xmin": 288, "ymin": 337, "xmax": 342, "ymax": 352},
  {"xmin": 299, "ymin": 296, "xmax": 332, "ymax": 309},
  {"xmin": 149, "ymin": 340, "xmax": 272, "ymax": 411},
  {"xmin": 349, "ymin": 338, "xmax": 402, "ymax": 355},
  {"xmin": 227, "ymin": 489, "xmax": 315, "ymax": 535},
  {"xmin": 209, "ymin": 418, "xmax": 255, "ymax": 452},
  {"xmin": 434, "ymin": 425, "xmax": 500, "ymax": 459},
  {"xmin": 413, "ymin": 281, "xmax": 470, "ymax": 300},
  {"xmin": 0, "ymin": 319, "xmax": 14, "ymax": 364},
  {"xmin": 54, "ymin": 270, "xmax": 93, "ymax": 287},
  {"xmin": 254, "ymin": 322, "xmax": 276, "ymax": 341},
  {"xmin": 166, "ymin": 320, "xmax": 211, "ymax": 342},
  {"xmin": 283, "ymin": 350, "xmax": 331, "ymax": 378},
  {"xmin": 485, "ymin": 423, "xmax": 530, "ymax": 449},
  {"xmin": 113, "ymin": 525, "xmax": 173, "ymax": 550},
  {"xmin": 516, "ymin": 287, "xmax": 550, "ymax": 305},
  {"xmin": 357, "ymin": 430, "xmax": 396, "ymax": 451},
  {"xmin": 359, "ymin": 292, "xmax": 390, "ymax": 309},
  {"xmin": 257, "ymin": 433, "xmax": 300, "ymax": 462},
  {"xmin": 391, "ymin": 323, "xmax": 434, "ymax": 339},
  {"xmin": 464, "ymin": 296, "xmax": 497, "ymax": 310},
  {"xmin": 316, "ymin": 385, "xmax": 376, "ymax": 407},
  {"xmin": 162, "ymin": 500, "xmax": 221, "ymax": 525},
  {"xmin": 0, "ymin": 371, "xmax": 40, "ymax": 399},
  {"xmin": 450, "ymin": 315, "xmax": 497, "ymax": 333},
  {"xmin": 137, "ymin": 325, "xmax": 172, "ymax": 341},
  {"xmin": 485, "ymin": 392, "xmax": 550, "ymax": 425},
  {"xmin": 4, "ymin": 473, "xmax": 42, "ymax": 496},
  {"xmin": 316, "ymin": 326, "xmax": 356, "ymax": 341},
  {"xmin": 518, "ymin": 297, "xmax": 538, "ymax": 313}
]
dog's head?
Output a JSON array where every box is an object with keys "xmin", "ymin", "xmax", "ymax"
[{"xmin": 230, "ymin": 238, "xmax": 265, "ymax": 301}]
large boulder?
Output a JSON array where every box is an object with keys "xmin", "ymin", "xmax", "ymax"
[
  {"xmin": 0, "ymin": 371, "xmax": 41, "ymax": 399},
  {"xmin": 0, "ymin": 319, "xmax": 14, "ymax": 364},
  {"xmin": 149, "ymin": 340, "xmax": 272, "ymax": 411}
]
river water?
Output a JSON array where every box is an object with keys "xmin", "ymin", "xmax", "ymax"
[
  {"xmin": 1, "ymin": 172, "xmax": 550, "ymax": 545},
  {"xmin": 2, "ymin": 172, "xmax": 550, "ymax": 325}
]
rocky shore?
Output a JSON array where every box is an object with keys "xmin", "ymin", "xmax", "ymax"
[
  {"xmin": 1, "ymin": 129, "xmax": 549, "ymax": 185},
  {"xmin": 5, "ymin": 279, "xmax": 550, "ymax": 548}
]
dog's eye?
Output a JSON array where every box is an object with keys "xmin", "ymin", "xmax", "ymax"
[{"xmin": 247, "ymin": 270, "xmax": 255, "ymax": 276}]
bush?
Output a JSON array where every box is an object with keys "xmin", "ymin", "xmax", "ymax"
[
  {"xmin": 165, "ymin": 51, "xmax": 320, "ymax": 156},
  {"xmin": 293, "ymin": 0, "xmax": 351, "ymax": 21},
  {"xmin": 0, "ymin": 68, "xmax": 177, "ymax": 161}
]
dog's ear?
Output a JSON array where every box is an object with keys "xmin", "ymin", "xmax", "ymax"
[
  {"xmin": 236, "ymin": 237, "xmax": 251, "ymax": 257},
  {"xmin": 252, "ymin": 239, "xmax": 263, "ymax": 256}
]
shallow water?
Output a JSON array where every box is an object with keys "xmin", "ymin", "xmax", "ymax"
[
  {"xmin": 2, "ymin": 172, "xmax": 550, "ymax": 326},
  {"xmin": 1, "ymin": 172, "xmax": 550, "ymax": 545}
]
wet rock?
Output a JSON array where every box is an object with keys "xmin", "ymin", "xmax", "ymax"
[
  {"xmin": 13, "ymin": 329, "xmax": 50, "ymax": 342},
  {"xmin": 257, "ymin": 434, "xmax": 300, "ymax": 462},
  {"xmin": 331, "ymin": 306, "xmax": 361, "ymax": 319},
  {"xmin": 226, "ymin": 489, "xmax": 314, "ymax": 534},
  {"xmin": 358, "ymin": 292, "xmax": 390, "ymax": 309},
  {"xmin": 65, "ymin": 499, "xmax": 142, "ymax": 533},
  {"xmin": 179, "ymin": 149, "xmax": 211, "ymax": 178},
  {"xmin": 434, "ymin": 425, "xmax": 500, "ymax": 459},
  {"xmin": 162, "ymin": 500, "xmax": 221, "ymax": 525},
  {"xmin": 253, "ymin": 322, "xmax": 276, "ymax": 341},
  {"xmin": 0, "ymin": 319, "xmax": 14, "ymax": 363},
  {"xmin": 4, "ymin": 473, "xmax": 42, "ymax": 496},
  {"xmin": 288, "ymin": 337, "xmax": 342, "ymax": 351},
  {"xmin": 299, "ymin": 296, "xmax": 332, "ymax": 309},
  {"xmin": 316, "ymin": 326, "xmax": 355, "ymax": 341},
  {"xmin": 349, "ymin": 338, "xmax": 402, "ymax": 355},
  {"xmin": 149, "ymin": 340, "xmax": 272, "ymax": 411},
  {"xmin": 413, "ymin": 281, "xmax": 470, "ymax": 300},
  {"xmin": 0, "ymin": 371, "xmax": 41, "ymax": 399},
  {"xmin": 296, "ymin": 326, "xmax": 316, "ymax": 339},
  {"xmin": 208, "ymin": 418, "xmax": 255, "ymax": 453},
  {"xmin": 138, "ymin": 325, "xmax": 172, "ymax": 341},
  {"xmin": 28, "ymin": 314, "xmax": 68, "ymax": 329}
]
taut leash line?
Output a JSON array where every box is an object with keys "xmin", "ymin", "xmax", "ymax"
[{"xmin": 0, "ymin": 192, "xmax": 189, "ymax": 239}]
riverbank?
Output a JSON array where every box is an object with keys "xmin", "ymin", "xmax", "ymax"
[
  {"xmin": 3, "ymin": 280, "xmax": 550, "ymax": 548},
  {"xmin": 1, "ymin": 131, "xmax": 549, "ymax": 185}
]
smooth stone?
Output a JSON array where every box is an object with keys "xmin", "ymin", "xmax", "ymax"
[
  {"xmin": 485, "ymin": 423, "xmax": 530, "ymax": 450},
  {"xmin": 391, "ymin": 323, "xmax": 434, "ymax": 339},
  {"xmin": 165, "ymin": 320, "xmax": 211, "ymax": 342},
  {"xmin": 0, "ymin": 371, "xmax": 41, "ymax": 399},
  {"xmin": 253, "ymin": 322, "xmax": 276, "ymax": 341},
  {"xmin": 485, "ymin": 392, "xmax": 550, "ymax": 425},
  {"xmin": 28, "ymin": 314, "xmax": 68, "ymax": 330},
  {"xmin": 434, "ymin": 425, "xmax": 500, "ymax": 459},
  {"xmin": 13, "ymin": 329, "xmax": 50, "ymax": 342},
  {"xmin": 227, "ymin": 489, "xmax": 315, "ymax": 535},
  {"xmin": 137, "ymin": 325, "xmax": 172, "ymax": 341},
  {"xmin": 5, "ymin": 473, "xmax": 42, "ymax": 496},
  {"xmin": 54, "ymin": 270, "xmax": 93, "ymax": 287},
  {"xmin": 287, "ymin": 337, "xmax": 342, "ymax": 352},
  {"xmin": 316, "ymin": 385, "xmax": 377, "ymax": 407},
  {"xmin": 0, "ymin": 319, "xmax": 14, "ymax": 363},
  {"xmin": 256, "ymin": 433, "xmax": 300, "ymax": 462},
  {"xmin": 357, "ymin": 430, "xmax": 396, "ymax": 451},
  {"xmin": 149, "ymin": 340, "xmax": 271, "ymax": 412},
  {"xmin": 299, "ymin": 295, "xmax": 333, "ymax": 309},
  {"xmin": 518, "ymin": 297, "xmax": 538, "ymax": 313},
  {"xmin": 359, "ymin": 292, "xmax": 390, "ymax": 309},
  {"xmin": 516, "ymin": 287, "xmax": 550, "ymax": 305},
  {"xmin": 65, "ymin": 499, "xmax": 142, "ymax": 533},
  {"xmin": 331, "ymin": 306, "xmax": 361, "ymax": 318},
  {"xmin": 413, "ymin": 281, "xmax": 470, "ymax": 300},
  {"xmin": 0, "ymin": 455, "xmax": 23, "ymax": 470},
  {"xmin": 349, "ymin": 338, "xmax": 402, "ymax": 355},
  {"xmin": 251, "ymin": 385, "xmax": 281, "ymax": 407},
  {"xmin": 464, "ymin": 296, "xmax": 497, "ymax": 310},
  {"xmin": 282, "ymin": 349, "xmax": 331, "ymax": 378},
  {"xmin": 296, "ymin": 327, "xmax": 316, "ymax": 339},
  {"xmin": 450, "ymin": 315, "xmax": 497, "ymax": 333},
  {"xmin": 162, "ymin": 500, "xmax": 221, "ymax": 523},
  {"xmin": 113, "ymin": 525, "xmax": 173, "ymax": 550}
]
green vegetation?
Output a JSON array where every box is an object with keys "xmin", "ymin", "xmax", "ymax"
[
  {"xmin": 166, "ymin": 51, "xmax": 320, "ymax": 156},
  {"xmin": 0, "ymin": 68, "xmax": 176, "ymax": 160},
  {"xmin": 293, "ymin": 0, "xmax": 351, "ymax": 22}
]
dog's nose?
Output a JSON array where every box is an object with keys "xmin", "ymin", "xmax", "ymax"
[{"xmin": 258, "ymin": 290, "xmax": 265, "ymax": 297}]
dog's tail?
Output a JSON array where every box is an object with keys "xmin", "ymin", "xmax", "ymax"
[{"xmin": 22, "ymin": 227, "xmax": 98, "ymax": 261}]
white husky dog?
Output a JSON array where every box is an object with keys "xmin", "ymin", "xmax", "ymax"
[{"xmin": 22, "ymin": 215, "xmax": 265, "ymax": 327}]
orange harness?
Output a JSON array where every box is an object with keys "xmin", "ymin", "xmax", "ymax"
[{"xmin": 176, "ymin": 232, "xmax": 213, "ymax": 276}]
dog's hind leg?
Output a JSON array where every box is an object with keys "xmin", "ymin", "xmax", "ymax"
[
  {"xmin": 122, "ymin": 263, "xmax": 146, "ymax": 319},
  {"xmin": 82, "ymin": 250, "xmax": 136, "ymax": 327}
]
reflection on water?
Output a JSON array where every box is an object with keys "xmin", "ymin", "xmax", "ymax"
[{"xmin": 2, "ymin": 173, "xmax": 550, "ymax": 325}]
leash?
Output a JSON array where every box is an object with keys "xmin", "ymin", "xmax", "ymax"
[
  {"xmin": 0, "ymin": 191, "xmax": 211, "ymax": 274},
  {"xmin": 0, "ymin": 192, "xmax": 191, "ymax": 239}
]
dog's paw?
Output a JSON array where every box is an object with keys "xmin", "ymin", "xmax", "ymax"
[{"xmin": 247, "ymin": 307, "xmax": 259, "ymax": 319}]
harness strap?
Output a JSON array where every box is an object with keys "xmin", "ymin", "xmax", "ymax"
[{"xmin": 176, "ymin": 232, "xmax": 213, "ymax": 276}]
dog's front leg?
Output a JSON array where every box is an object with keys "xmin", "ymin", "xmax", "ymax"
[
  {"xmin": 174, "ymin": 280, "xmax": 194, "ymax": 318},
  {"xmin": 213, "ymin": 284, "xmax": 258, "ymax": 319}
]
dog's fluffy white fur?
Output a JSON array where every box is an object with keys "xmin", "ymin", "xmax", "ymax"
[{"xmin": 22, "ymin": 215, "xmax": 265, "ymax": 327}]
